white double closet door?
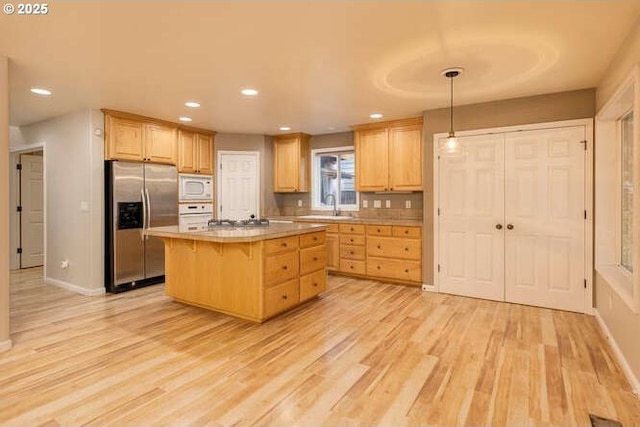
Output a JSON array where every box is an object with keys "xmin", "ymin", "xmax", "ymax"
[{"xmin": 438, "ymin": 126, "xmax": 587, "ymax": 313}]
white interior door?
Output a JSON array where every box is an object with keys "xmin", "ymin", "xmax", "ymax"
[
  {"xmin": 437, "ymin": 125, "xmax": 587, "ymax": 313},
  {"xmin": 438, "ymin": 134, "xmax": 505, "ymax": 301},
  {"xmin": 504, "ymin": 127, "xmax": 586, "ymax": 312},
  {"xmin": 20, "ymin": 153, "xmax": 44, "ymax": 268},
  {"xmin": 218, "ymin": 151, "xmax": 260, "ymax": 220}
]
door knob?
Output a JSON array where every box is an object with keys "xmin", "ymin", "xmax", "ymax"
[
  {"xmin": 496, "ymin": 224, "xmax": 503, "ymax": 230},
  {"xmin": 507, "ymin": 224, "xmax": 514, "ymax": 230}
]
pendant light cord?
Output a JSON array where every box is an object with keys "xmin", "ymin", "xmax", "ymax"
[{"xmin": 449, "ymin": 75, "xmax": 454, "ymax": 137}]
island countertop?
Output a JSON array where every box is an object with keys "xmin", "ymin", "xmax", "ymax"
[{"xmin": 145, "ymin": 221, "xmax": 327, "ymax": 243}]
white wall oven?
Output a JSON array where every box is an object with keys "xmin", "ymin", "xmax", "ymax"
[
  {"xmin": 179, "ymin": 203, "xmax": 213, "ymax": 227},
  {"xmin": 179, "ymin": 174, "xmax": 213, "ymax": 202}
]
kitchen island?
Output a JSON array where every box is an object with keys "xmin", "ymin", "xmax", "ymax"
[{"xmin": 146, "ymin": 222, "xmax": 327, "ymax": 322}]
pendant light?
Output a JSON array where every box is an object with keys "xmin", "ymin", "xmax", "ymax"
[{"xmin": 441, "ymin": 67, "xmax": 463, "ymax": 155}]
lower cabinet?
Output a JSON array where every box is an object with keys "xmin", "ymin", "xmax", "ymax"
[{"xmin": 263, "ymin": 231, "xmax": 327, "ymax": 317}]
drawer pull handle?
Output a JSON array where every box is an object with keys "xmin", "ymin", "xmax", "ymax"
[
  {"xmin": 313, "ymin": 236, "xmax": 317, "ymax": 241},
  {"xmin": 377, "ymin": 266, "xmax": 381, "ymax": 270},
  {"xmin": 405, "ymin": 230, "xmax": 409, "ymax": 234},
  {"xmin": 377, "ymin": 245, "xmax": 381, "ymax": 249},
  {"xmin": 282, "ymin": 295, "xmax": 288, "ymax": 300},
  {"xmin": 350, "ymin": 239, "xmax": 354, "ymax": 243},
  {"xmin": 282, "ymin": 265, "xmax": 288, "ymax": 270},
  {"xmin": 404, "ymin": 247, "xmax": 409, "ymax": 251},
  {"xmin": 350, "ymin": 251, "xmax": 354, "ymax": 255},
  {"xmin": 350, "ymin": 265, "xmax": 354, "ymax": 269},
  {"xmin": 405, "ymin": 269, "xmax": 409, "ymax": 273},
  {"xmin": 377, "ymin": 228, "xmax": 381, "ymax": 232},
  {"xmin": 313, "ymin": 257, "xmax": 318, "ymax": 261},
  {"xmin": 313, "ymin": 282, "xmax": 318, "ymax": 287},
  {"xmin": 281, "ymin": 242, "xmax": 288, "ymax": 247}
]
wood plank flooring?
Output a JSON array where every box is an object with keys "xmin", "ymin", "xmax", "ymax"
[{"xmin": 2, "ymin": 267, "xmax": 639, "ymax": 426}]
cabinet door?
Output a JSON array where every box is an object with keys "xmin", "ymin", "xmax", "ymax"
[
  {"xmin": 273, "ymin": 137, "xmax": 300, "ymax": 192},
  {"xmin": 178, "ymin": 130, "xmax": 197, "ymax": 173},
  {"xmin": 355, "ymin": 128, "xmax": 389, "ymax": 191},
  {"xmin": 145, "ymin": 123, "xmax": 177, "ymax": 164},
  {"xmin": 196, "ymin": 133, "xmax": 214, "ymax": 175},
  {"xmin": 326, "ymin": 233, "xmax": 339, "ymax": 270},
  {"xmin": 107, "ymin": 116, "xmax": 144, "ymax": 161},
  {"xmin": 389, "ymin": 124, "xmax": 422, "ymax": 191}
]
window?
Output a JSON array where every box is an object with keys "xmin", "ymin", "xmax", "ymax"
[
  {"xmin": 311, "ymin": 147, "xmax": 358, "ymax": 211},
  {"xmin": 620, "ymin": 111, "xmax": 634, "ymax": 273}
]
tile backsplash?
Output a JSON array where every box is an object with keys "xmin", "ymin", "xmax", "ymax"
[{"xmin": 275, "ymin": 192, "xmax": 423, "ymax": 220}]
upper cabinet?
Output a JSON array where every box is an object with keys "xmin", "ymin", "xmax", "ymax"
[
  {"xmin": 353, "ymin": 117, "xmax": 423, "ymax": 192},
  {"xmin": 273, "ymin": 133, "xmax": 311, "ymax": 193},
  {"xmin": 178, "ymin": 129, "xmax": 215, "ymax": 175},
  {"xmin": 104, "ymin": 110, "xmax": 178, "ymax": 165}
]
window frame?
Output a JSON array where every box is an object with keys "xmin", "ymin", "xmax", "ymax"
[
  {"xmin": 310, "ymin": 146, "xmax": 359, "ymax": 212},
  {"xmin": 617, "ymin": 109, "xmax": 634, "ymax": 275},
  {"xmin": 595, "ymin": 65, "xmax": 639, "ymax": 313}
]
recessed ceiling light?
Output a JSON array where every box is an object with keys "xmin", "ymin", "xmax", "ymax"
[
  {"xmin": 279, "ymin": 126, "xmax": 291, "ymax": 131},
  {"xmin": 179, "ymin": 116, "xmax": 192, "ymax": 122},
  {"xmin": 30, "ymin": 87, "xmax": 52, "ymax": 96},
  {"xmin": 370, "ymin": 113, "xmax": 383, "ymax": 119},
  {"xmin": 241, "ymin": 88, "xmax": 259, "ymax": 96},
  {"xmin": 185, "ymin": 101, "xmax": 200, "ymax": 108}
]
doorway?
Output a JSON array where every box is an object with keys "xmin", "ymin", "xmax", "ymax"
[
  {"xmin": 434, "ymin": 120, "xmax": 593, "ymax": 313},
  {"xmin": 217, "ymin": 151, "xmax": 260, "ymax": 220},
  {"xmin": 10, "ymin": 147, "xmax": 45, "ymax": 269}
]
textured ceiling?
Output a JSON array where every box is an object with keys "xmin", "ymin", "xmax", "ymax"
[{"xmin": 1, "ymin": 1, "xmax": 639, "ymax": 134}]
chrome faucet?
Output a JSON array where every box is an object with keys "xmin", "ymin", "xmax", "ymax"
[{"xmin": 325, "ymin": 193, "xmax": 340, "ymax": 216}]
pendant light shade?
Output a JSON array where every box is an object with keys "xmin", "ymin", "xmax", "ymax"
[{"xmin": 440, "ymin": 67, "xmax": 463, "ymax": 156}]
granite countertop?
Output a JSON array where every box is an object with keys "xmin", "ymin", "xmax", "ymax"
[
  {"xmin": 270, "ymin": 215, "xmax": 423, "ymax": 227},
  {"xmin": 145, "ymin": 222, "xmax": 327, "ymax": 243}
]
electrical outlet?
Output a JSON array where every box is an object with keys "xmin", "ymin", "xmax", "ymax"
[
  {"xmin": 362, "ymin": 200, "xmax": 368, "ymax": 208},
  {"xmin": 385, "ymin": 200, "xmax": 391, "ymax": 208},
  {"xmin": 297, "ymin": 199, "xmax": 302, "ymax": 207},
  {"xmin": 405, "ymin": 200, "xmax": 411, "ymax": 209},
  {"xmin": 373, "ymin": 200, "xmax": 381, "ymax": 208}
]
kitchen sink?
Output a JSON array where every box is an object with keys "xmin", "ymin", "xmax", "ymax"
[{"xmin": 297, "ymin": 215, "xmax": 356, "ymax": 220}]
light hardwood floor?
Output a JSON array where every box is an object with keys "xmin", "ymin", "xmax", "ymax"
[{"xmin": 2, "ymin": 267, "xmax": 639, "ymax": 426}]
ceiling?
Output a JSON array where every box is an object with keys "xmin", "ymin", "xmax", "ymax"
[{"xmin": 1, "ymin": 1, "xmax": 639, "ymax": 135}]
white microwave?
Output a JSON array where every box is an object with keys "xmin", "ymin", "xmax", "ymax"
[{"xmin": 179, "ymin": 174, "xmax": 213, "ymax": 202}]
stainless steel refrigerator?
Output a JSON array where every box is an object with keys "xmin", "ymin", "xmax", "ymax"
[{"xmin": 105, "ymin": 160, "xmax": 178, "ymax": 293}]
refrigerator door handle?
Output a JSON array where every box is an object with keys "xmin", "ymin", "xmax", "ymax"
[
  {"xmin": 140, "ymin": 188, "xmax": 147, "ymax": 241},
  {"xmin": 145, "ymin": 187, "xmax": 151, "ymax": 239}
]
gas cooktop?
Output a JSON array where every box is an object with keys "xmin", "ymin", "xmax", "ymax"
[{"xmin": 207, "ymin": 218, "xmax": 270, "ymax": 228}]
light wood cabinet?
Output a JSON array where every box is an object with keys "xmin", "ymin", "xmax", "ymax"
[
  {"xmin": 326, "ymin": 231, "xmax": 339, "ymax": 271},
  {"xmin": 339, "ymin": 223, "xmax": 366, "ymax": 275},
  {"xmin": 353, "ymin": 117, "xmax": 423, "ymax": 192},
  {"xmin": 104, "ymin": 110, "xmax": 178, "ymax": 165},
  {"xmin": 366, "ymin": 225, "xmax": 422, "ymax": 285},
  {"xmin": 273, "ymin": 133, "xmax": 311, "ymax": 192},
  {"xmin": 178, "ymin": 129, "xmax": 215, "ymax": 175}
]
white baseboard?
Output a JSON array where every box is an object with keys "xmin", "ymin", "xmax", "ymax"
[
  {"xmin": 421, "ymin": 283, "xmax": 437, "ymax": 293},
  {"xmin": 45, "ymin": 277, "xmax": 105, "ymax": 296},
  {"xmin": 594, "ymin": 309, "xmax": 640, "ymax": 395},
  {"xmin": 0, "ymin": 339, "xmax": 12, "ymax": 352}
]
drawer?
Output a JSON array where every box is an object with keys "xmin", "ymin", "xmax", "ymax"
[
  {"xmin": 393, "ymin": 226, "xmax": 422, "ymax": 239},
  {"xmin": 339, "ymin": 223, "xmax": 365, "ymax": 235},
  {"xmin": 326, "ymin": 223, "xmax": 340, "ymax": 234},
  {"xmin": 265, "ymin": 235, "xmax": 298, "ymax": 255},
  {"xmin": 340, "ymin": 244, "xmax": 365, "ymax": 261},
  {"xmin": 264, "ymin": 278, "xmax": 299, "ymax": 317},
  {"xmin": 265, "ymin": 250, "xmax": 299, "ymax": 286},
  {"xmin": 366, "ymin": 257, "xmax": 422, "ymax": 283},
  {"xmin": 300, "ymin": 231, "xmax": 326, "ymax": 249},
  {"xmin": 340, "ymin": 259, "xmax": 366, "ymax": 275},
  {"xmin": 300, "ymin": 269, "xmax": 327, "ymax": 302},
  {"xmin": 340, "ymin": 234, "xmax": 365, "ymax": 246},
  {"xmin": 367, "ymin": 237, "xmax": 421, "ymax": 260},
  {"xmin": 300, "ymin": 245, "xmax": 326, "ymax": 275},
  {"xmin": 366, "ymin": 224, "xmax": 392, "ymax": 237}
]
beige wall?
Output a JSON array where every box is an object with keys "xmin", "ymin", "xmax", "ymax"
[
  {"xmin": 423, "ymin": 88, "xmax": 596, "ymax": 284},
  {"xmin": 0, "ymin": 56, "xmax": 10, "ymax": 350},
  {"xmin": 593, "ymin": 16, "xmax": 640, "ymax": 391},
  {"xmin": 14, "ymin": 110, "xmax": 105, "ymax": 295}
]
